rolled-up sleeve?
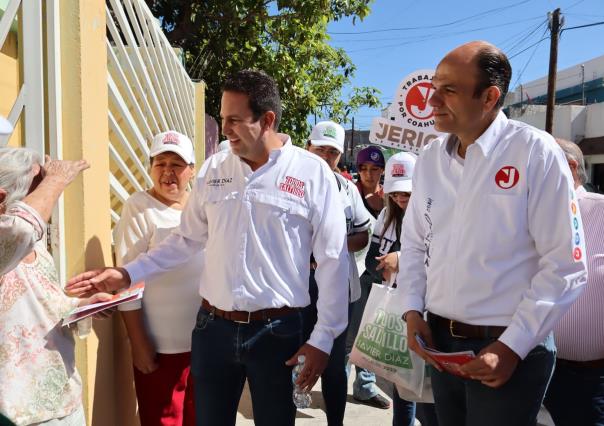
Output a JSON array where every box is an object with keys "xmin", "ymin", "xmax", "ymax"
[
  {"xmin": 499, "ymin": 140, "xmax": 587, "ymax": 358},
  {"xmin": 309, "ymin": 166, "xmax": 349, "ymax": 354},
  {"xmin": 0, "ymin": 202, "xmax": 45, "ymax": 276}
]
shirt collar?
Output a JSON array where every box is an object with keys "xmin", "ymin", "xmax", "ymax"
[
  {"xmin": 268, "ymin": 133, "xmax": 293, "ymax": 160},
  {"xmin": 576, "ymin": 185, "xmax": 587, "ymax": 197},
  {"xmin": 473, "ymin": 111, "xmax": 508, "ymax": 157},
  {"xmin": 444, "ymin": 110, "xmax": 508, "ymax": 159}
]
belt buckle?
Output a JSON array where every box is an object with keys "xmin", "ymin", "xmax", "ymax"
[
  {"xmin": 449, "ymin": 320, "xmax": 467, "ymax": 339},
  {"xmin": 234, "ymin": 311, "xmax": 252, "ymax": 324}
]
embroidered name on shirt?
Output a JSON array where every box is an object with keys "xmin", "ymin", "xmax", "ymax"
[
  {"xmin": 279, "ymin": 176, "xmax": 305, "ymax": 198},
  {"xmin": 207, "ymin": 177, "xmax": 233, "ymax": 187}
]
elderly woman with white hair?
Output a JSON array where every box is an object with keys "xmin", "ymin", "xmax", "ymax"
[{"xmin": 0, "ymin": 147, "xmax": 111, "ymax": 425}]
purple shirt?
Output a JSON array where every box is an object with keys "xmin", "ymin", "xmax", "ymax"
[{"xmin": 554, "ymin": 186, "xmax": 604, "ymax": 361}]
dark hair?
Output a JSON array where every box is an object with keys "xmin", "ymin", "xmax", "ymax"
[
  {"xmin": 222, "ymin": 69, "xmax": 282, "ymax": 130},
  {"xmin": 381, "ymin": 195, "xmax": 404, "ymax": 244},
  {"xmin": 473, "ymin": 46, "xmax": 512, "ymax": 109}
]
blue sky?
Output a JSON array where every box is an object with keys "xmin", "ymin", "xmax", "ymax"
[{"xmin": 323, "ymin": 0, "xmax": 604, "ymax": 130}]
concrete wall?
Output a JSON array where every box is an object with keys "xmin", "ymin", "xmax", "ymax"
[{"xmin": 509, "ymin": 54, "xmax": 604, "ymax": 102}]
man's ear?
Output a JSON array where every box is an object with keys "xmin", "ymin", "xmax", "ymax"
[
  {"xmin": 483, "ymin": 86, "xmax": 501, "ymax": 112},
  {"xmin": 568, "ymin": 158, "xmax": 579, "ymax": 176},
  {"xmin": 261, "ymin": 111, "xmax": 276, "ymax": 131}
]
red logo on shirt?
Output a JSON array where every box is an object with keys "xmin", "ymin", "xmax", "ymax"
[
  {"xmin": 279, "ymin": 176, "xmax": 305, "ymax": 198},
  {"xmin": 495, "ymin": 166, "xmax": 519, "ymax": 189},
  {"xmin": 573, "ymin": 247, "xmax": 582, "ymax": 261}
]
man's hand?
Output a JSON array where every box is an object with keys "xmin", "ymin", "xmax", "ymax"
[
  {"xmin": 285, "ymin": 343, "xmax": 329, "ymax": 392},
  {"xmin": 404, "ymin": 310, "xmax": 442, "ymax": 371},
  {"xmin": 78, "ymin": 292, "xmax": 115, "ymax": 319},
  {"xmin": 132, "ymin": 341, "xmax": 159, "ymax": 374},
  {"xmin": 66, "ymin": 267, "xmax": 131, "ymax": 296},
  {"xmin": 43, "ymin": 156, "xmax": 90, "ymax": 187},
  {"xmin": 459, "ymin": 340, "xmax": 520, "ymax": 388}
]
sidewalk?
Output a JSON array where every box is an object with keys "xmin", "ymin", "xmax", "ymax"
[
  {"xmin": 235, "ymin": 372, "xmax": 555, "ymax": 425},
  {"xmin": 236, "ymin": 373, "xmax": 406, "ymax": 425}
]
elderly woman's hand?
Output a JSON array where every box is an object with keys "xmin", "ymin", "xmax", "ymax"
[
  {"xmin": 43, "ymin": 156, "xmax": 90, "ymax": 186},
  {"xmin": 78, "ymin": 292, "xmax": 116, "ymax": 319}
]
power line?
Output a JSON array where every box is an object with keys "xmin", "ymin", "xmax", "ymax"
[
  {"xmin": 330, "ymin": 16, "xmax": 542, "ymax": 44},
  {"xmin": 508, "ymin": 36, "xmax": 549, "ymax": 59},
  {"xmin": 511, "ymin": 25, "xmax": 550, "ymax": 89},
  {"xmin": 345, "ymin": 18, "xmax": 543, "ymax": 54},
  {"xmin": 328, "ymin": 0, "xmax": 532, "ymax": 35}
]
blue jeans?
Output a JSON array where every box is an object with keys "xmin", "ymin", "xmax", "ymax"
[
  {"xmin": 392, "ymin": 386, "xmax": 439, "ymax": 426},
  {"xmin": 345, "ymin": 271, "xmax": 378, "ymax": 400},
  {"xmin": 303, "ymin": 270, "xmax": 350, "ymax": 426},
  {"xmin": 428, "ymin": 315, "xmax": 555, "ymax": 426},
  {"xmin": 190, "ymin": 307, "xmax": 303, "ymax": 426},
  {"xmin": 543, "ymin": 360, "xmax": 604, "ymax": 426}
]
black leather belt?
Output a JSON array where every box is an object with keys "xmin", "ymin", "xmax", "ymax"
[
  {"xmin": 428, "ymin": 312, "xmax": 507, "ymax": 339},
  {"xmin": 557, "ymin": 358, "xmax": 604, "ymax": 369},
  {"xmin": 201, "ymin": 299, "xmax": 298, "ymax": 324}
]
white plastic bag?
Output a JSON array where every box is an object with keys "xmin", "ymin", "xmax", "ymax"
[{"xmin": 350, "ymin": 284, "xmax": 425, "ymax": 397}]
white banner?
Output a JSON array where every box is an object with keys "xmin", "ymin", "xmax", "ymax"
[{"xmin": 369, "ymin": 69, "xmax": 444, "ymax": 154}]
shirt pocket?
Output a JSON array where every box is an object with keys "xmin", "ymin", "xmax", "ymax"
[{"xmin": 248, "ymin": 191, "xmax": 311, "ymax": 221}]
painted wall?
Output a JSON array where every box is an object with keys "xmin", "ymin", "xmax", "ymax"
[{"xmin": 0, "ymin": 31, "xmax": 22, "ymax": 147}]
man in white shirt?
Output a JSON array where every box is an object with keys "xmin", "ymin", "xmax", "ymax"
[
  {"xmin": 398, "ymin": 41, "xmax": 587, "ymax": 426},
  {"xmin": 67, "ymin": 70, "xmax": 349, "ymax": 426},
  {"xmin": 543, "ymin": 139, "xmax": 604, "ymax": 426}
]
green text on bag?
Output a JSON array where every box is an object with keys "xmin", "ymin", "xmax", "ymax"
[{"xmin": 355, "ymin": 308, "xmax": 413, "ymax": 369}]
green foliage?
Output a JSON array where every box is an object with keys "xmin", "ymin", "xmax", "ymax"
[{"xmin": 144, "ymin": 0, "xmax": 381, "ymax": 144}]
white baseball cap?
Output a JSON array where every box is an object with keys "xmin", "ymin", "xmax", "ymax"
[
  {"xmin": 309, "ymin": 121, "xmax": 345, "ymax": 154},
  {"xmin": 150, "ymin": 131, "xmax": 195, "ymax": 164},
  {"xmin": 0, "ymin": 116, "xmax": 13, "ymax": 135},
  {"xmin": 384, "ymin": 152, "xmax": 417, "ymax": 194}
]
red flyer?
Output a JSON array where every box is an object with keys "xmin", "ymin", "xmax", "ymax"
[{"xmin": 415, "ymin": 334, "xmax": 476, "ymax": 378}]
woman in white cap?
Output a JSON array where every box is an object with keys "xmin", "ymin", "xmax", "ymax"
[
  {"xmin": 114, "ymin": 131, "xmax": 201, "ymax": 425},
  {"xmin": 364, "ymin": 152, "xmax": 438, "ymax": 426}
]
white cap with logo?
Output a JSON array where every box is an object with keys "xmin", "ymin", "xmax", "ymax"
[
  {"xmin": 384, "ymin": 151, "xmax": 417, "ymax": 194},
  {"xmin": 0, "ymin": 116, "xmax": 13, "ymax": 135},
  {"xmin": 150, "ymin": 131, "xmax": 195, "ymax": 164},
  {"xmin": 309, "ymin": 121, "xmax": 345, "ymax": 154}
]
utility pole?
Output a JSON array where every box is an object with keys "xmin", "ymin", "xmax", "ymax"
[
  {"xmin": 545, "ymin": 8, "xmax": 562, "ymax": 134},
  {"xmin": 581, "ymin": 64, "xmax": 586, "ymax": 105},
  {"xmin": 350, "ymin": 116, "xmax": 355, "ymax": 167}
]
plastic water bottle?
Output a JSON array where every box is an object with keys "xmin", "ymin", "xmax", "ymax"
[{"xmin": 292, "ymin": 355, "xmax": 312, "ymax": 409}]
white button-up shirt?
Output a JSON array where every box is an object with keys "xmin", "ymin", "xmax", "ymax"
[
  {"xmin": 126, "ymin": 137, "xmax": 349, "ymax": 354},
  {"xmin": 397, "ymin": 112, "xmax": 587, "ymax": 359}
]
